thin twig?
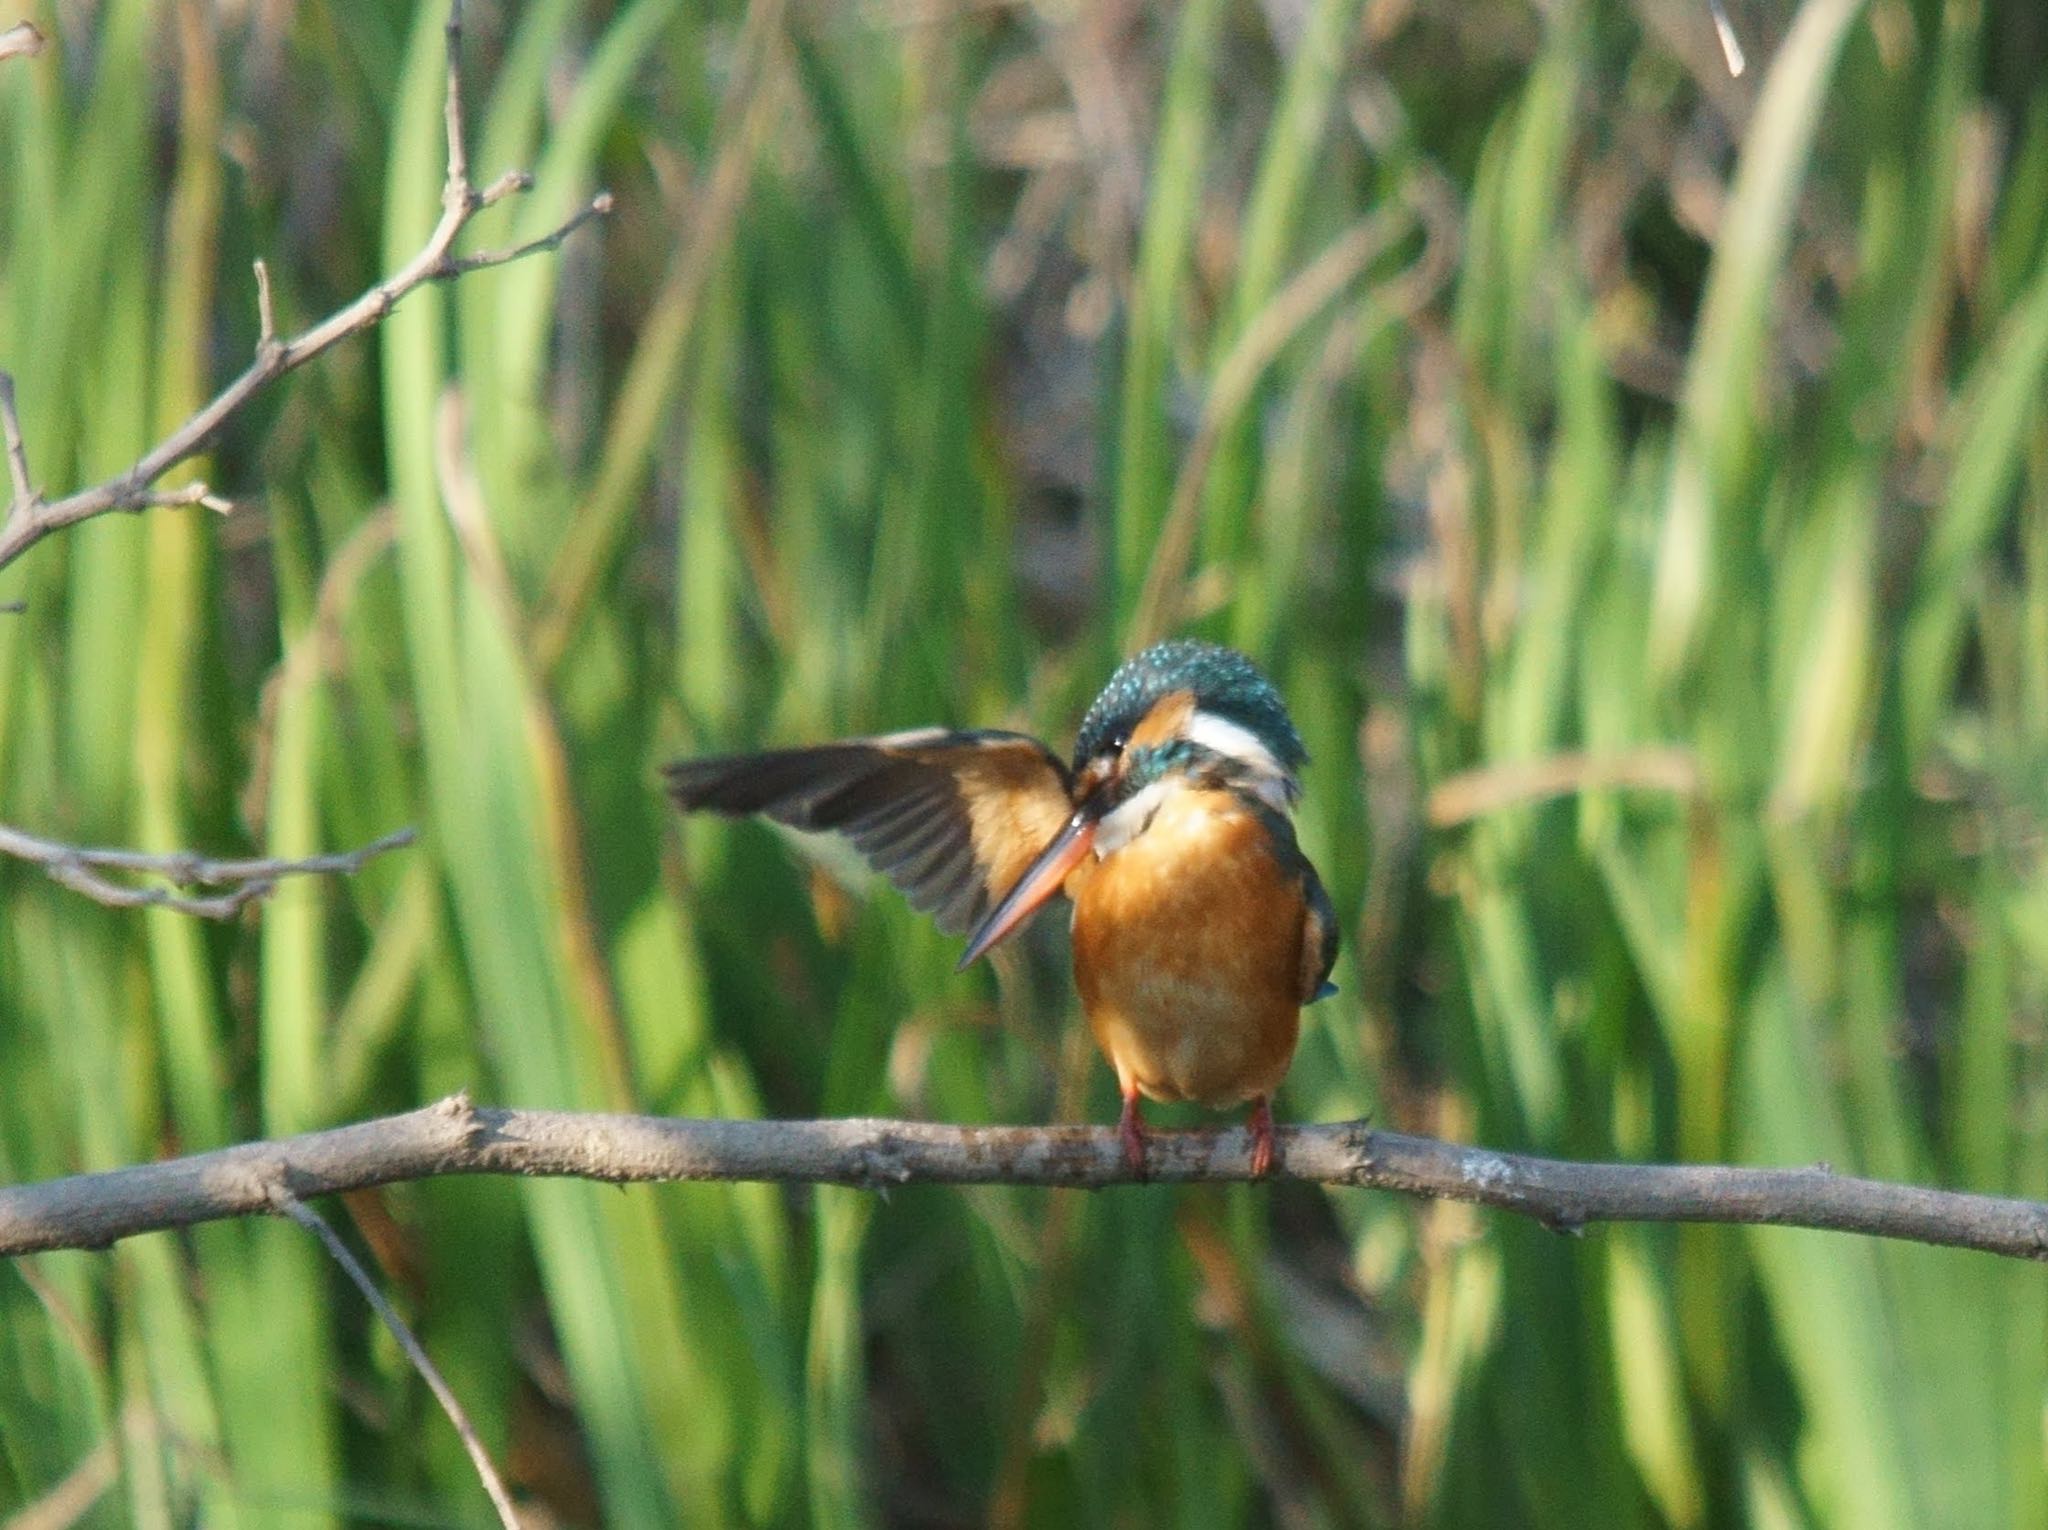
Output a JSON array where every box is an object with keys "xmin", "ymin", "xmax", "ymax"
[
  {"xmin": 0, "ymin": 0, "xmax": 581, "ymax": 920},
  {"xmin": 133, "ymin": 484, "xmax": 235, "ymax": 514},
  {"xmin": 0, "ymin": 0, "xmax": 612, "ymax": 575},
  {"xmin": 444, "ymin": 190, "xmax": 617, "ymax": 277},
  {"xmin": 0, "ymin": 824, "xmax": 414, "ymax": 920},
  {"xmin": 4, "ymin": 1096, "xmax": 2046, "ymax": 1263},
  {"xmin": 39, "ymin": 863, "xmax": 275, "ymax": 919},
  {"xmin": 442, "ymin": 0, "xmax": 472, "ymax": 194},
  {"xmin": 272, "ymin": 1189, "xmax": 522, "ymax": 1530}
]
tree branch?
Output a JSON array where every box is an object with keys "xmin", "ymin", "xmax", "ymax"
[
  {"xmin": 0, "ymin": 0, "xmax": 612, "ymax": 576},
  {"xmin": 4, "ymin": 1095, "xmax": 2045, "ymax": 1263},
  {"xmin": 0, "ymin": 824, "xmax": 414, "ymax": 919},
  {"xmin": 0, "ymin": 0, "xmax": 590, "ymax": 922}
]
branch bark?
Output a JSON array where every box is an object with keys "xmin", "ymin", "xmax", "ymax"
[{"xmin": 5, "ymin": 1095, "xmax": 2046, "ymax": 1263}]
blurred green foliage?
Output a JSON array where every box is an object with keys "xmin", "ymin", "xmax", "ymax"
[{"xmin": 3, "ymin": 0, "xmax": 2047, "ymax": 1524}]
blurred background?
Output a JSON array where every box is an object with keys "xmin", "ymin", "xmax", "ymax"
[{"xmin": 3, "ymin": 0, "xmax": 2047, "ymax": 1524}]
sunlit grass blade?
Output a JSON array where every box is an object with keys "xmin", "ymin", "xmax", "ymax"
[
  {"xmin": 380, "ymin": 8, "xmax": 684, "ymax": 1521},
  {"xmin": 1112, "ymin": 0, "xmax": 1225, "ymax": 622},
  {"xmin": 1649, "ymin": 0, "xmax": 1871, "ymax": 680},
  {"xmin": 1197, "ymin": 0, "xmax": 1366, "ymax": 579}
]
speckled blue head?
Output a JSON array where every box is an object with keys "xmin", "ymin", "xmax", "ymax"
[{"xmin": 1072, "ymin": 641, "xmax": 1307, "ymax": 774}]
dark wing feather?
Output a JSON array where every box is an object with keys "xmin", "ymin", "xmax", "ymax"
[
  {"xmin": 664, "ymin": 729, "xmax": 1075, "ymax": 935},
  {"xmin": 1246, "ymin": 802, "xmax": 1340, "ymax": 1004},
  {"xmin": 1299, "ymin": 866, "xmax": 1339, "ymax": 1003}
]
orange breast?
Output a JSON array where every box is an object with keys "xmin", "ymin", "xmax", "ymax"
[{"xmin": 1067, "ymin": 789, "xmax": 1307, "ymax": 1108}]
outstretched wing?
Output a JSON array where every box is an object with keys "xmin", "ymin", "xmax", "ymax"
[{"xmin": 664, "ymin": 729, "xmax": 1076, "ymax": 936}]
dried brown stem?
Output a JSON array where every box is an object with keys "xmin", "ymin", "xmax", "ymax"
[
  {"xmin": 0, "ymin": 0, "xmax": 611, "ymax": 576},
  {"xmin": 3, "ymin": 1437, "xmax": 118, "ymax": 1530},
  {"xmin": 5, "ymin": 1096, "xmax": 2046, "ymax": 1264},
  {"xmin": 1425, "ymin": 748, "xmax": 1704, "ymax": 827},
  {"xmin": 1126, "ymin": 178, "xmax": 1451, "ymax": 651},
  {"xmin": 0, "ymin": 824, "xmax": 414, "ymax": 920}
]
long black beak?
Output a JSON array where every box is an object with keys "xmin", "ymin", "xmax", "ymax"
[{"xmin": 956, "ymin": 807, "xmax": 1098, "ymax": 970}]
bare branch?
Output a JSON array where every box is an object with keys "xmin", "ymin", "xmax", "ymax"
[
  {"xmin": 4, "ymin": 1096, "xmax": 2045, "ymax": 1263},
  {"xmin": 444, "ymin": 190, "xmax": 618, "ymax": 278},
  {"xmin": 40, "ymin": 862, "xmax": 274, "ymax": 919},
  {"xmin": 0, "ymin": 824, "xmax": 414, "ymax": 920},
  {"xmin": 0, "ymin": 0, "xmax": 613, "ymax": 575},
  {"xmin": 0, "ymin": 20, "xmax": 43, "ymax": 63},
  {"xmin": 442, "ymin": 0, "xmax": 473, "ymax": 195},
  {"xmin": 273, "ymin": 1189, "xmax": 521, "ymax": 1529},
  {"xmin": 133, "ymin": 483, "xmax": 235, "ymax": 514},
  {"xmin": 477, "ymin": 168, "xmax": 533, "ymax": 209}
]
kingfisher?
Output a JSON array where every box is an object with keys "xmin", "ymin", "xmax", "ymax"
[{"xmin": 664, "ymin": 640, "xmax": 1337, "ymax": 1176}]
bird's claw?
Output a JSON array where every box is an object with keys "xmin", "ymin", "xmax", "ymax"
[
  {"xmin": 1118, "ymin": 1094, "xmax": 1149, "ymax": 1178},
  {"xmin": 1248, "ymin": 1098, "xmax": 1278, "ymax": 1178}
]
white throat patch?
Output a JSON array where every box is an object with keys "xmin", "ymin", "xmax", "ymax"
[{"xmin": 1093, "ymin": 780, "xmax": 1169, "ymax": 856}]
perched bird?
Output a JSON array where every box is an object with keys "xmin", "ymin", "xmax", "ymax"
[{"xmin": 664, "ymin": 640, "xmax": 1337, "ymax": 1176}]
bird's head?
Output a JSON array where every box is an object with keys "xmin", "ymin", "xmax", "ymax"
[
  {"xmin": 957, "ymin": 641, "xmax": 1305, "ymax": 968},
  {"xmin": 1069, "ymin": 639, "xmax": 1306, "ymax": 830}
]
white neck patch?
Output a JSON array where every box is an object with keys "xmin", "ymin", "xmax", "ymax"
[
  {"xmin": 1093, "ymin": 779, "xmax": 1168, "ymax": 856},
  {"xmin": 1184, "ymin": 710, "xmax": 1298, "ymax": 811}
]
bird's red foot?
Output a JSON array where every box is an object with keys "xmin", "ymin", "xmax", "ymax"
[
  {"xmin": 1118, "ymin": 1092, "xmax": 1149, "ymax": 1177},
  {"xmin": 1247, "ymin": 1097, "xmax": 1278, "ymax": 1178}
]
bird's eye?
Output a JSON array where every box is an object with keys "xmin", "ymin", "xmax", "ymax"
[{"xmin": 1108, "ymin": 734, "xmax": 1127, "ymax": 756}]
